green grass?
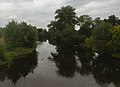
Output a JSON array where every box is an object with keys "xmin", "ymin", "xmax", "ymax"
[
  {"xmin": 5, "ymin": 47, "xmax": 34, "ymax": 59},
  {"xmin": 0, "ymin": 38, "xmax": 35, "ymax": 65},
  {"xmin": 112, "ymin": 53, "xmax": 120, "ymax": 58},
  {"xmin": 0, "ymin": 47, "xmax": 34, "ymax": 65}
]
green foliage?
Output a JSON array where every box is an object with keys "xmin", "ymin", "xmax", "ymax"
[
  {"xmin": 48, "ymin": 28, "xmax": 61, "ymax": 44},
  {"xmin": 48, "ymin": 5, "xmax": 78, "ymax": 45},
  {"xmin": 104, "ymin": 15, "xmax": 120, "ymax": 26},
  {"xmin": 94, "ymin": 17, "xmax": 103, "ymax": 25},
  {"xmin": 0, "ymin": 47, "xmax": 34, "ymax": 65},
  {"xmin": 92, "ymin": 22, "xmax": 113, "ymax": 53},
  {"xmin": 0, "ymin": 38, "xmax": 6, "ymax": 60},
  {"xmin": 5, "ymin": 48, "xmax": 34, "ymax": 61},
  {"xmin": 54, "ymin": 5, "xmax": 77, "ymax": 31},
  {"xmin": 78, "ymin": 15, "xmax": 94, "ymax": 37},
  {"xmin": 108, "ymin": 26, "xmax": 120, "ymax": 57},
  {"xmin": 0, "ymin": 28, "xmax": 2, "ymax": 38},
  {"xmin": 84, "ymin": 37, "xmax": 94, "ymax": 49},
  {"xmin": 4, "ymin": 20, "xmax": 38, "ymax": 48},
  {"xmin": 61, "ymin": 24, "xmax": 76, "ymax": 45},
  {"xmin": 92, "ymin": 22, "xmax": 112, "ymax": 40},
  {"xmin": 37, "ymin": 28, "xmax": 47, "ymax": 42},
  {"xmin": 48, "ymin": 5, "xmax": 77, "ymax": 31}
]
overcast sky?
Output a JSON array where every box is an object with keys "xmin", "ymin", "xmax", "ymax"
[{"xmin": 0, "ymin": 0, "xmax": 120, "ymax": 28}]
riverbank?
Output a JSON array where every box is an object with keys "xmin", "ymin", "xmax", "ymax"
[
  {"xmin": 0, "ymin": 37, "xmax": 36, "ymax": 65},
  {"xmin": 0, "ymin": 47, "xmax": 34, "ymax": 65}
]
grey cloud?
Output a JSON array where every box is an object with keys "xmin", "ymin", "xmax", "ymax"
[
  {"xmin": 0, "ymin": 0, "xmax": 119, "ymax": 28},
  {"xmin": 64, "ymin": 0, "xmax": 95, "ymax": 8}
]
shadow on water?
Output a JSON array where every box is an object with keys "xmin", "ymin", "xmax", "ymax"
[
  {"xmin": 51, "ymin": 44, "xmax": 120, "ymax": 87},
  {"xmin": 0, "ymin": 51, "xmax": 38, "ymax": 84}
]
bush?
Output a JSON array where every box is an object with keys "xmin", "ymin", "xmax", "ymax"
[{"xmin": 84, "ymin": 37, "xmax": 94, "ymax": 49}]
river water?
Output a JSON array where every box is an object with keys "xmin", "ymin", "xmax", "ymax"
[{"xmin": 0, "ymin": 41, "xmax": 120, "ymax": 87}]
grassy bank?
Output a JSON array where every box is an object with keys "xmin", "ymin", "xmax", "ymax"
[
  {"xmin": 112, "ymin": 53, "xmax": 120, "ymax": 58},
  {"xmin": 0, "ymin": 38, "xmax": 35, "ymax": 65},
  {"xmin": 0, "ymin": 47, "xmax": 34, "ymax": 65}
]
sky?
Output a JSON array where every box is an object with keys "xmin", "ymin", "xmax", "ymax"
[{"xmin": 0, "ymin": 0, "xmax": 120, "ymax": 29}]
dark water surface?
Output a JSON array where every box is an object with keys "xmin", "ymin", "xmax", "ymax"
[{"xmin": 0, "ymin": 41, "xmax": 120, "ymax": 87}]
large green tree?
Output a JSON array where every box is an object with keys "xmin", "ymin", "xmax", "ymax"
[
  {"xmin": 54, "ymin": 5, "xmax": 77, "ymax": 31},
  {"xmin": 4, "ymin": 20, "xmax": 38, "ymax": 48},
  {"xmin": 48, "ymin": 5, "xmax": 78, "ymax": 45},
  {"xmin": 92, "ymin": 22, "xmax": 113, "ymax": 54},
  {"xmin": 48, "ymin": 5, "xmax": 77, "ymax": 31}
]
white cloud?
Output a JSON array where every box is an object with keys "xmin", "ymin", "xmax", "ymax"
[
  {"xmin": 76, "ymin": 0, "xmax": 120, "ymax": 18},
  {"xmin": 0, "ymin": 0, "xmax": 119, "ymax": 28}
]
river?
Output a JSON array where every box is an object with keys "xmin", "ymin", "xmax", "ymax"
[{"xmin": 0, "ymin": 41, "xmax": 120, "ymax": 87}]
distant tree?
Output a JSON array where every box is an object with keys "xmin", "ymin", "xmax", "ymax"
[
  {"xmin": 104, "ymin": 15, "xmax": 120, "ymax": 26},
  {"xmin": 37, "ymin": 28, "xmax": 48, "ymax": 42},
  {"xmin": 48, "ymin": 27, "xmax": 61, "ymax": 44},
  {"xmin": 94, "ymin": 17, "xmax": 103, "ymax": 25}
]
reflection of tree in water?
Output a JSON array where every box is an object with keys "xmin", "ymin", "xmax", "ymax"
[
  {"xmin": 51, "ymin": 44, "xmax": 120, "ymax": 87},
  {"xmin": 76, "ymin": 47, "xmax": 94, "ymax": 76},
  {"xmin": 92, "ymin": 55, "xmax": 120, "ymax": 87},
  {"xmin": 0, "ymin": 51, "xmax": 38, "ymax": 84},
  {"xmin": 52, "ymin": 46, "xmax": 76, "ymax": 78}
]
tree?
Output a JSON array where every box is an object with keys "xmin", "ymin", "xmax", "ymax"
[
  {"xmin": 92, "ymin": 22, "xmax": 113, "ymax": 53},
  {"xmin": 61, "ymin": 24, "xmax": 76, "ymax": 46},
  {"xmin": 109, "ymin": 26, "xmax": 120, "ymax": 57},
  {"xmin": 4, "ymin": 20, "xmax": 19, "ymax": 48},
  {"xmin": 4, "ymin": 20, "xmax": 38, "ymax": 48},
  {"xmin": 37, "ymin": 28, "xmax": 48, "ymax": 42},
  {"xmin": 54, "ymin": 5, "xmax": 77, "ymax": 31},
  {"xmin": 48, "ymin": 27, "xmax": 61, "ymax": 45},
  {"xmin": 47, "ymin": 5, "xmax": 78, "ymax": 45},
  {"xmin": 18, "ymin": 22, "xmax": 38, "ymax": 48},
  {"xmin": 78, "ymin": 15, "xmax": 94, "ymax": 37},
  {"xmin": 0, "ymin": 28, "xmax": 3, "ymax": 38},
  {"xmin": 48, "ymin": 5, "xmax": 77, "ymax": 31},
  {"xmin": 94, "ymin": 17, "xmax": 103, "ymax": 25},
  {"xmin": 104, "ymin": 15, "xmax": 120, "ymax": 26}
]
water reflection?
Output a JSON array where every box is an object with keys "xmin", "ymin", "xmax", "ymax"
[
  {"xmin": 52, "ymin": 47, "xmax": 76, "ymax": 78},
  {"xmin": 0, "ymin": 41, "xmax": 120, "ymax": 87},
  {"xmin": 76, "ymin": 47, "xmax": 94, "ymax": 76},
  {"xmin": 92, "ymin": 55, "xmax": 120, "ymax": 87},
  {"xmin": 0, "ymin": 51, "xmax": 37, "ymax": 84},
  {"xmin": 51, "ymin": 44, "xmax": 120, "ymax": 87}
]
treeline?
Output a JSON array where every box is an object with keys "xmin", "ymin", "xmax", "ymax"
[
  {"xmin": 0, "ymin": 5, "xmax": 120, "ymax": 60},
  {"xmin": 0, "ymin": 20, "xmax": 40, "ymax": 62},
  {"xmin": 0, "ymin": 19, "xmax": 48, "ymax": 62},
  {"xmin": 47, "ymin": 5, "xmax": 120, "ymax": 58}
]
